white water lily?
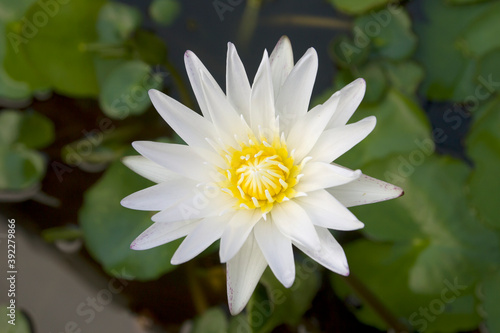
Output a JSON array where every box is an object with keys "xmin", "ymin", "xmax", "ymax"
[{"xmin": 121, "ymin": 36, "xmax": 403, "ymax": 315}]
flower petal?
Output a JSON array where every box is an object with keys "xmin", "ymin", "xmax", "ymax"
[
  {"xmin": 132, "ymin": 141, "xmax": 212, "ymax": 181},
  {"xmin": 327, "ymin": 174, "xmax": 404, "ymax": 207},
  {"xmin": 275, "ymin": 48, "xmax": 318, "ymax": 134},
  {"xmin": 122, "ymin": 155, "xmax": 176, "ymax": 183},
  {"xmin": 130, "ymin": 220, "xmax": 199, "ymax": 250},
  {"xmin": 171, "ymin": 215, "xmax": 230, "ymax": 264},
  {"xmin": 184, "ymin": 50, "xmax": 224, "ymax": 121},
  {"xmin": 254, "ymin": 218, "xmax": 295, "ymax": 288},
  {"xmin": 250, "ymin": 50, "xmax": 276, "ymax": 138},
  {"xmin": 309, "ymin": 116, "xmax": 376, "ymax": 163},
  {"xmin": 294, "ymin": 226, "xmax": 349, "ymax": 276},
  {"xmin": 326, "ymin": 78, "xmax": 366, "ymax": 129},
  {"xmin": 227, "ymin": 42, "xmax": 252, "ymax": 122},
  {"xmin": 220, "ymin": 209, "xmax": 262, "ymax": 263},
  {"xmin": 295, "ymin": 190, "xmax": 364, "ymax": 230},
  {"xmin": 269, "ymin": 35, "xmax": 294, "ymax": 100},
  {"xmin": 227, "ymin": 233, "xmax": 267, "ymax": 315},
  {"xmin": 121, "ymin": 177, "xmax": 197, "ymax": 211},
  {"xmin": 148, "ymin": 89, "xmax": 219, "ymax": 152},
  {"xmin": 295, "ymin": 162, "xmax": 361, "ymax": 193},
  {"xmin": 286, "ymin": 93, "xmax": 340, "ymax": 161},
  {"xmin": 271, "ymin": 200, "xmax": 320, "ymax": 251}
]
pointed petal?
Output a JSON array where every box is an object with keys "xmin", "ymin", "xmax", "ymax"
[
  {"xmin": 326, "ymin": 78, "xmax": 366, "ymax": 129},
  {"xmin": 295, "ymin": 162, "xmax": 361, "ymax": 193},
  {"xmin": 227, "ymin": 42, "xmax": 252, "ymax": 122},
  {"xmin": 250, "ymin": 50, "xmax": 276, "ymax": 137},
  {"xmin": 132, "ymin": 141, "xmax": 212, "ymax": 181},
  {"xmin": 254, "ymin": 218, "xmax": 295, "ymax": 288},
  {"xmin": 269, "ymin": 36, "xmax": 294, "ymax": 99},
  {"xmin": 310, "ymin": 116, "xmax": 376, "ymax": 163},
  {"xmin": 271, "ymin": 200, "xmax": 320, "ymax": 251},
  {"xmin": 327, "ymin": 174, "xmax": 404, "ymax": 207},
  {"xmin": 220, "ymin": 209, "xmax": 262, "ymax": 263},
  {"xmin": 152, "ymin": 190, "xmax": 235, "ymax": 223},
  {"xmin": 227, "ymin": 233, "xmax": 267, "ymax": 315},
  {"xmin": 130, "ymin": 220, "xmax": 199, "ymax": 250},
  {"xmin": 294, "ymin": 226, "xmax": 349, "ymax": 276},
  {"xmin": 276, "ymin": 48, "xmax": 318, "ymax": 134},
  {"xmin": 148, "ymin": 89, "xmax": 218, "ymax": 152},
  {"xmin": 184, "ymin": 51, "xmax": 224, "ymax": 121},
  {"xmin": 121, "ymin": 177, "xmax": 197, "ymax": 211},
  {"xmin": 286, "ymin": 93, "xmax": 340, "ymax": 161},
  {"xmin": 171, "ymin": 215, "xmax": 229, "ymax": 264},
  {"xmin": 295, "ymin": 190, "xmax": 364, "ymax": 230},
  {"xmin": 122, "ymin": 155, "xmax": 176, "ymax": 184}
]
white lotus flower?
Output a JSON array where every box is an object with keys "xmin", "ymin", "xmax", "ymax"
[{"xmin": 121, "ymin": 36, "xmax": 403, "ymax": 314}]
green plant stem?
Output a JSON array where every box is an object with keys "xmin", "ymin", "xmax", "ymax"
[
  {"xmin": 341, "ymin": 274, "xmax": 410, "ymax": 333},
  {"xmin": 237, "ymin": 0, "xmax": 262, "ymax": 47},
  {"xmin": 164, "ymin": 60, "xmax": 195, "ymax": 110},
  {"xmin": 186, "ymin": 261, "xmax": 209, "ymax": 314}
]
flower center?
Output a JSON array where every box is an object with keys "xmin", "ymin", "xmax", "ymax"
[{"xmin": 220, "ymin": 138, "xmax": 303, "ymax": 213}]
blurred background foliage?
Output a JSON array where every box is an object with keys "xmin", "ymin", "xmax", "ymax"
[{"xmin": 1, "ymin": 0, "xmax": 500, "ymax": 332}]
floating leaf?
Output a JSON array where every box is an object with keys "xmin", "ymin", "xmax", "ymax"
[
  {"xmin": 329, "ymin": 0, "xmax": 391, "ymax": 15},
  {"xmin": 481, "ymin": 271, "xmax": 500, "ymax": 333},
  {"xmin": 192, "ymin": 308, "xmax": 228, "ymax": 333},
  {"xmin": 329, "ymin": 35, "xmax": 370, "ymax": 68},
  {"xmin": 97, "ymin": 2, "xmax": 142, "ymax": 43},
  {"xmin": 17, "ymin": 110, "xmax": 55, "ymax": 149},
  {"xmin": 149, "ymin": 0, "xmax": 181, "ymax": 26},
  {"xmin": 79, "ymin": 156, "xmax": 181, "ymax": 281},
  {"xmin": 381, "ymin": 60, "xmax": 424, "ymax": 96},
  {"xmin": 131, "ymin": 30, "xmax": 168, "ymax": 66},
  {"xmin": 0, "ymin": 145, "xmax": 45, "ymax": 190}
]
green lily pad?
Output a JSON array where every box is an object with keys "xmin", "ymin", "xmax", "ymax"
[
  {"xmin": 329, "ymin": 34, "xmax": 370, "ymax": 68},
  {"xmin": 79, "ymin": 156, "xmax": 182, "ymax": 281},
  {"xmin": 0, "ymin": 110, "xmax": 54, "ymax": 149},
  {"xmin": 331, "ymin": 239, "xmax": 481, "ymax": 332},
  {"xmin": 0, "ymin": 145, "xmax": 45, "ymax": 190},
  {"xmin": 192, "ymin": 308, "xmax": 228, "ymax": 333},
  {"xmin": 98, "ymin": 60, "xmax": 163, "ymax": 119},
  {"xmin": 247, "ymin": 258, "xmax": 321, "ymax": 333},
  {"xmin": 481, "ymin": 270, "xmax": 500, "ymax": 333},
  {"xmin": 149, "ymin": 0, "xmax": 181, "ymax": 26},
  {"xmin": 329, "ymin": 0, "xmax": 391, "ymax": 15},
  {"xmin": 381, "ymin": 60, "xmax": 424, "ymax": 96},
  {"xmin": 130, "ymin": 30, "xmax": 168, "ymax": 66},
  {"xmin": 97, "ymin": 2, "xmax": 142, "ymax": 43}
]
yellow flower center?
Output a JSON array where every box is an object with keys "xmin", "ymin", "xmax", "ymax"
[{"xmin": 219, "ymin": 137, "xmax": 303, "ymax": 213}]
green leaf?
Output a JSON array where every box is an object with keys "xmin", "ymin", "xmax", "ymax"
[
  {"xmin": 98, "ymin": 60, "xmax": 163, "ymax": 119},
  {"xmin": 1, "ymin": 306, "xmax": 32, "ymax": 333},
  {"xmin": 130, "ymin": 30, "xmax": 168, "ymax": 66},
  {"xmin": 79, "ymin": 156, "xmax": 181, "ymax": 281},
  {"xmin": 97, "ymin": 2, "xmax": 142, "ymax": 43},
  {"xmin": 14, "ymin": 0, "xmax": 106, "ymax": 96},
  {"xmin": 192, "ymin": 308, "xmax": 228, "ymax": 333},
  {"xmin": 0, "ymin": 145, "xmax": 45, "ymax": 190},
  {"xmin": 414, "ymin": 0, "xmax": 495, "ymax": 101},
  {"xmin": 329, "ymin": 0, "xmax": 390, "ymax": 15},
  {"xmin": 331, "ymin": 240, "xmax": 481, "ymax": 333},
  {"xmin": 149, "ymin": 0, "xmax": 181, "ymax": 26},
  {"xmin": 381, "ymin": 60, "xmax": 424, "ymax": 96},
  {"xmin": 354, "ymin": 8, "xmax": 417, "ymax": 60},
  {"xmin": 476, "ymin": 48, "xmax": 500, "ymax": 89},
  {"xmin": 329, "ymin": 35, "xmax": 370, "ymax": 68},
  {"xmin": 481, "ymin": 270, "xmax": 500, "ymax": 333},
  {"xmin": 247, "ymin": 258, "xmax": 321, "ymax": 333},
  {"xmin": 42, "ymin": 226, "xmax": 82, "ymax": 243},
  {"xmin": 17, "ymin": 110, "xmax": 55, "ymax": 149},
  {"xmin": 0, "ymin": 110, "xmax": 22, "ymax": 146},
  {"xmin": 335, "ymin": 88, "xmax": 431, "ymax": 169},
  {"xmin": 466, "ymin": 96, "xmax": 500, "ymax": 229}
]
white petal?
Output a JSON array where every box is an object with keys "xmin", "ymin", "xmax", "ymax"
[
  {"xmin": 294, "ymin": 226, "xmax": 349, "ymax": 276},
  {"xmin": 269, "ymin": 36, "xmax": 294, "ymax": 99},
  {"xmin": 132, "ymin": 141, "xmax": 212, "ymax": 181},
  {"xmin": 152, "ymin": 189, "xmax": 235, "ymax": 223},
  {"xmin": 250, "ymin": 50, "xmax": 276, "ymax": 138},
  {"xmin": 130, "ymin": 220, "xmax": 199, "ymax": 250},
  {"xmin": 220, "ymin": 209, "xmax": 262, "ymax": 263},
  {"xmin": 122, "ymin": 155, "xmax": 176, "ymax": 183},
  {"xmin": 327, "ymin": 174, "xmax": 404, "ymax": 207},
  {"xmin": 227, "ymin": 42, "xmax": 252, "ymax": 122},
  {"xmin": 171, "ymin": 215, "xmax": 230, "ymax": 264},
  {"xmin": 184, "ymin": 51, "xmax": 224, "ymax": 121},
  {"xmin": 148, "ymin": 89, "xmax": 218, "ymax": 152},
  {"xmin": 286, "ymin": 94, "xmax": 340, "ymax": 161},
  {"xmin": 309, "ymin": 116, "xmax": 376, "ymax": 163},
  {"xmin": 271, "ymin": 200, "xmax": 320, "ymax": 251},
  {"xmin": 200, "ymin": 70, "xmax": 250, "ymax": 144},
  {"xmin": 254, "ymin": 218, "xmax": 295, "ymax": 288},
  {"xmin": 121, "ymin": 177, "xmax": 197, "ymax": 211},
  {"xmin": 227, "ymin": 233, "xmax": 267, "ymax": 315},
  {"xmin": 295, "ymin": 190, "xmax": 364, "ymax": 230},
  {"xmin": 326, "ymin": 78, "xmax": 366, "ymax": 129},
  {"xmin": 295, "ymin": 162, "xmax": 361, "ymax": 193},
  {"xmin": 275, "ymin": 48, "xmax": 318, "ymax": 134}
]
